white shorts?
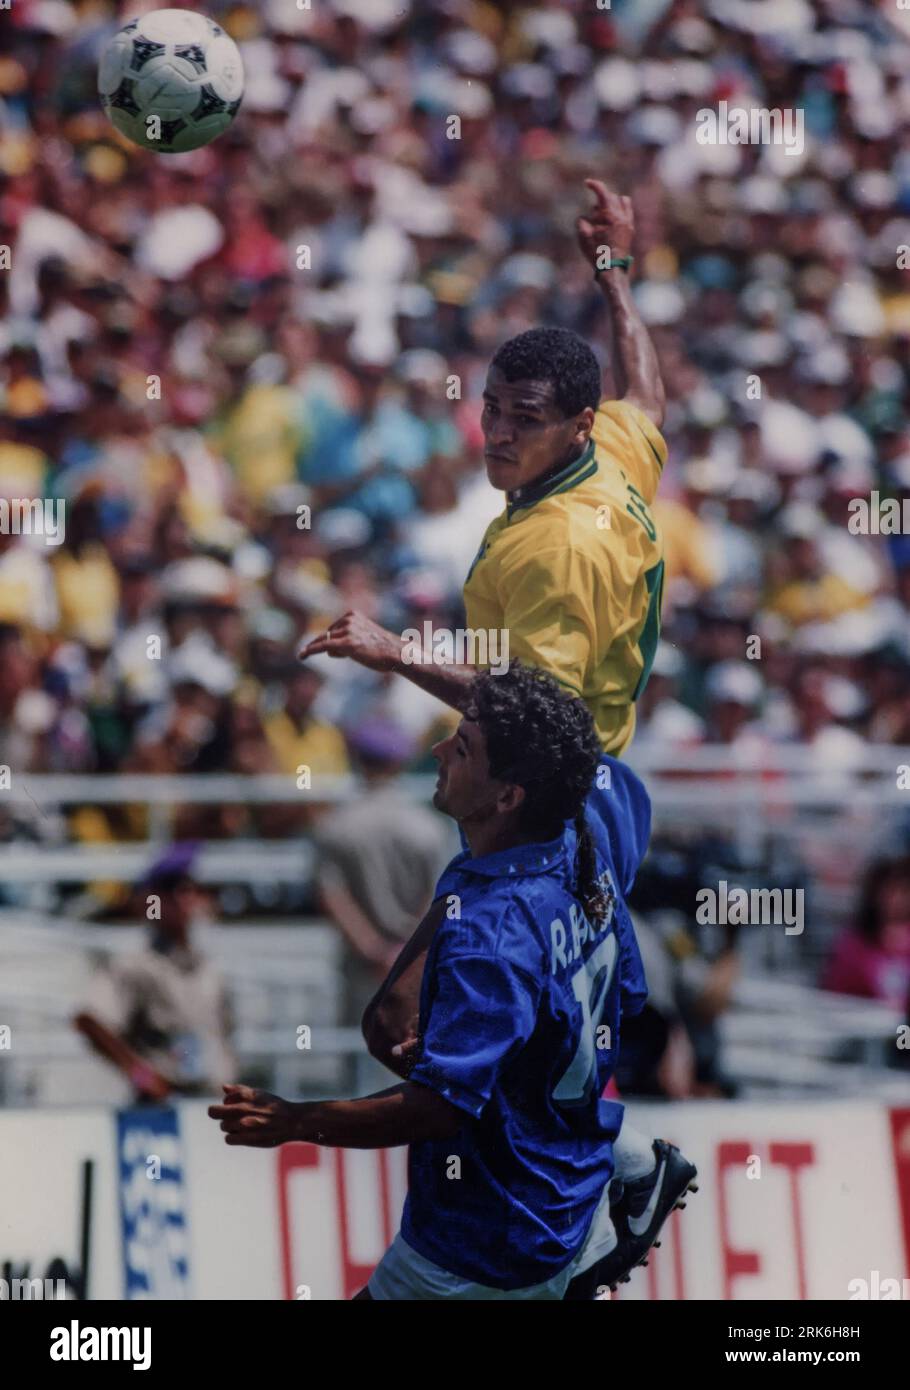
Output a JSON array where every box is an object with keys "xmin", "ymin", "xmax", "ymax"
[{"xmin": 367, "ymin": 1180, "xmax": 617, "ymax": 1301}]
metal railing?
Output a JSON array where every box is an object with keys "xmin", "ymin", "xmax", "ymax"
[
  {"xmin": 3, "ymin": 744, "xmax": 908, "ymax": 804},
  {"xmin": 1, "ymin": 910, "xmax": 906, "ymax": 1106},
  {"xmin": 0, "ymin": 755, "xmax": 900, "ymax": 985},
  {"xmin": 1, "ymin": 751, "xmax": 907, "ymax": 1104},
  {"xmin": 0, "ymin": 748, "xmax": 905, "ymax": 870}
]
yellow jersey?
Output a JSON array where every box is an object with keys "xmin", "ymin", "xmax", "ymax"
[{"xmin": 463, "ymin": 399, "xmax": 666, "ymax": 756}]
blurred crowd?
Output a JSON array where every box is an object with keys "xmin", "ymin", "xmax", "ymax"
[
  {"xmin": 3, "ymin": 0, "xmax": 910, "ymax": 778},
  {"xmin": 2, "ymin": 0, "xmax": 910, "ymax": 1076}
]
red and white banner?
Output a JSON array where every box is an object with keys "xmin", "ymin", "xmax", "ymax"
[{"xmin": 2, "ymin": 1102, "xmax": 908, "ymax": 1300}]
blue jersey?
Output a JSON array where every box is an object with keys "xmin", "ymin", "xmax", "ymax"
[{"xmin": 402, "ymin": 757, "xmax": 650, "ymax": 1290}]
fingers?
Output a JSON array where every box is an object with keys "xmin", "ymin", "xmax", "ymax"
[
  {"xmin": 226, "ymin": 1113, "xmax": 271, "ymax": 1131},
  {"xmin": 298, "ymin": 628, "xmax": 354, "ymax": 660},
  {"xmin": 585, "ymin": 178, "xmax": 610, "ymax": 207},
  {"xmin": 297, "ymin": 612, "xmax": 356, "ymax": 661},
  {"xmin": 208, "ymin": 1104, "xmax": 259, "ymax": 1121},
  {"xmin": 209, "ymin": 1085, "xmax": 263, "ymax": 1119},
  {"xmin": 210, "ymin": 1105, "xmax": 278, "ymax": 1142},
  {"xmin": 391, "ymin": 1036, "xmax": 420, "ymax": 1058},
  {"xmin": 583, "ymin": 180, "xmax": 632, "ymax": 218},
  {"xmin": 298, "ymin": 634, "xmax": 349, "ymax": 660},
  {"xmin": 211, "ymin": 1110, "xmax": 269, "ymax": 1129},
  {"xmin": 220, "ymin": 1083, "xmax": 255, "ymax": 1103},
  {"xmin": 298, "ymin": 629, "xmax": 337, "ymax": 659}
]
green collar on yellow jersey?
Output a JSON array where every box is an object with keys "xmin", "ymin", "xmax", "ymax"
[{"xmin": 505, "ymin": 438, "xmax": 597, "ymax": 519}]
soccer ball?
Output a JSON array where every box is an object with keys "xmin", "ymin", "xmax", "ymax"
[{"xmin": 98, "ymin": 8, "xmax": 244, "ymax": 153}]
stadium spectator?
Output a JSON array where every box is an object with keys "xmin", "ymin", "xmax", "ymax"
[
  {"xmin": 621, "ymin": 835, "xmax": 742, "ymax": 1098},
  {"xmin": 823, "ymin": 856, "xmax": 910, "ymax": 1011},
  {"xmin": 261, "ymin": 657, "xmax": 349, "ymax": 780},
  {"xmin": 615, "ymin": 908, "xmax": 740, "ymax": 1101},
  {"xmin": 73, "ymin": 842, "xmax": 236, "ymax": 1101},
  {"xmin": 310, "ymin": 718, "xmax": 452, "ymax": 1024}
]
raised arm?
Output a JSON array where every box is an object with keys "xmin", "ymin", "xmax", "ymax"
[{"xmin": 576, "ymin": 179, "xmax": 666, "ymax": 430}]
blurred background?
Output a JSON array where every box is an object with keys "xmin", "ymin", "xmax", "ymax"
[{"xmin": 1, "ymin": 0, "xmax": 910, "ymax": 1120}]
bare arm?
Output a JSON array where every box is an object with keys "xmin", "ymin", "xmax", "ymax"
[
  {"xmin": 596, "ymin": 268, "xmax": 666, "ymax": 428},
  {"xmin": 317, "ymin": 874, "xmax": 399, "ymax": 973},
  {"xmin": 362, "ymin": 897, "xmax": 448, "ymax": 1077},
  {"xmin": 73, "ymin": 1012, "xmax": 172, "ymax": 1101},
  {"xmin": 298, "ymin": 613, "xmax": 476, "ymax": 713},
  {"xmin": 209, "ymin": 1079, "xmax": 462, "ymax": 1149},
  {"xmin": 577, "ymin": 179, "xmax": 666, "ymax": 429},
  {"xmin": 385, "ymin": 656, "xmax": 476, "ymax": 711}
]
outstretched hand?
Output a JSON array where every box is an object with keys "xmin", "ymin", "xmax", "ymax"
[{"xmin": 298, "ymin": 611, "xmax": 402, "ymax": 672}]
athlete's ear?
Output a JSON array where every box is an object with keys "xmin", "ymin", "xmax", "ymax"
[
  {"xmin": 574, "ymin": 405, "xmax": 595, "ymax": 445},
  {"xmin": 498, "ymin": 782, "xmax": 526, "ymax": 818}
]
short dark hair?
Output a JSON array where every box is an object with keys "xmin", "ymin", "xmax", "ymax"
[
  {"xmin": 490, "ymin": 327, "xmax": 601, "ymax": 417},
  {"xmin": 469, "ymin": 663, "xmax": 611, "ymax": 923}
]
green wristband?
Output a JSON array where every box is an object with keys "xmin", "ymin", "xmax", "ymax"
[{"xmin": 594, "ymin": 255, "xmax": 634, "ymax": 276}]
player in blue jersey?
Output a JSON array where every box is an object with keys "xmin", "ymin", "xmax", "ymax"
[
  {"xmin": 299, "ymin": 182, "xmax": 698, "ymax": 1285},
  {"xmin": 209, "ymin": 664, "xmax": 694, "ymax": 1298}
]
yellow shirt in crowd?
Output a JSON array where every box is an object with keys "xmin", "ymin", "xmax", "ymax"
[
  {"xmin": 263, "ymin": 709, "xmax": 351, "ymax": 779},
  {"xmin": 53, "ymin": 543, "xmax": 120, "ymax": 647}
]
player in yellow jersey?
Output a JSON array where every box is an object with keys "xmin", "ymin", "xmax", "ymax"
[
  {"xmin": 300, "ymin": 182, "xmax": 694, "ymax": 1292},
  {"xmin": 302, "ymin": 183, "xmax": 665, "ymax": 746},
  {"xmin": 463, "ymin": 361, "xmax": 665, "ymax": 757}
]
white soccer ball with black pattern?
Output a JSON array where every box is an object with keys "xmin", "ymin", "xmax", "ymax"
[{"xmin": 98, "ymin": 8, "xmax": 244, "ymax": 153}]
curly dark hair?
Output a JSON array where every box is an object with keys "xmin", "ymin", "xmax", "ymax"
[
  {"xmin": 468, "ymin": 662, "xmax": 612, "ymax": 924},
  {"xmin": 490, "ymin": 327, "xmax": 602, "ymax": 418}
]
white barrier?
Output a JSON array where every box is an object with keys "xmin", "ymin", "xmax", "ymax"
[{"xmin": 2, "ymin": 1101, "xmax": 909, "ymax": 1301}]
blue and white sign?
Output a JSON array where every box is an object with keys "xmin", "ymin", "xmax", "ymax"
[{"xmin": 117, "ymin": 1108, "xmax": 191, "ymax": 1299}]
